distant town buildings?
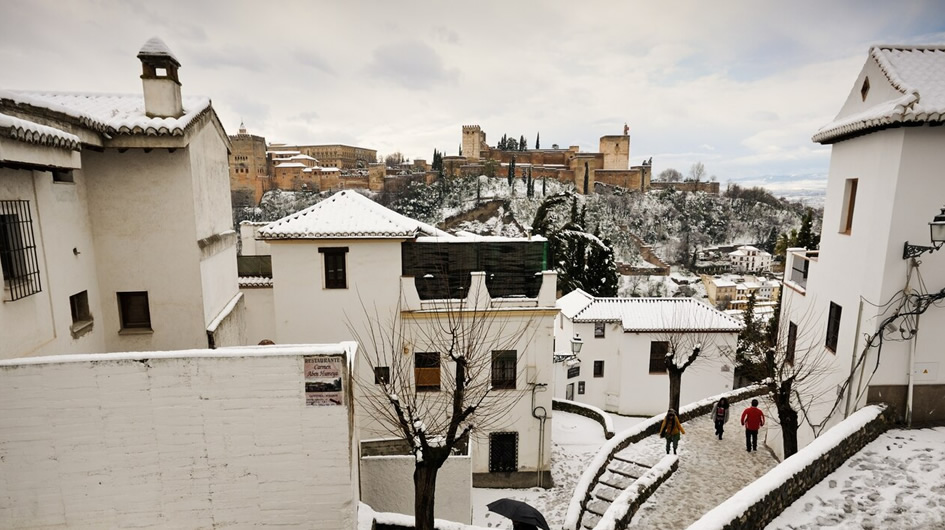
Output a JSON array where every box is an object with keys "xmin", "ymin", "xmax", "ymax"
[
  {"xmin": 703, "ymin": 274, "xmax": 781, "ymax": 309},
  {"xmin": 728, "ymin": 245, "xmax": 773, "ymax": 273}
]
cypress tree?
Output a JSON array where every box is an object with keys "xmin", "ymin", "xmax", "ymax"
[{"xmin": 535, "ymin": 132, "xmax": 540, "ymax": 150}]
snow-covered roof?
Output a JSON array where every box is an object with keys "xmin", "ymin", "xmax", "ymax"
[
  {"xmin": 289, "ymin": 154, "xmax": 318, "ymax": 161},
  {"xmin": 0, "ymin": 90, "xmax": 212, "ymax": 137},
  {"xmin": 275, "ymin": 162, "xmax": 306, "ymax": 168},
  {"xmin": 711, "ymin": 279, "xmax": 737, "ymax": 288},
  {"xmin": 557, "ymin": 288, "xmax": 595, "ymax": 319},
  {"xmin": 258, "ymin": 190, "xmax": 453, "ymax": 240},
  {"xmin": 0, "ymin": 111, "xmax": 81, "ymax": 150},
  {"xmin": 267, "ymin": 150, "xmax": 301, "ymax": 156},
  {"xmin": 572, "ymin": 297, "xmax": 742, "ymax": 332},
  {"xmin": 814, "ymin": 45, "xmax": 945, "ymax": 144},
  {"xmin": 137, "ymin": 37, "xmax": 180, "ymax": 66},
  {"xmin": 320, "ymin": 167, "xmax": 340, "ymax": 172},
  {"xmin": 239, "ymin": 276, "xmax": 273, "ymax": 288}
]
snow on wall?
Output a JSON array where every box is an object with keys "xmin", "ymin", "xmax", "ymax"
[
  {"xmin": 0, "ymin": 347, "xmax": 358, "ymax": 529},
  {"xmin": 360, "ymin": 454, "xmax": 472, "ymax": 524},
  {"xmin": 553, "ymin": 398, "xmax": 615, "ymax": 438}
]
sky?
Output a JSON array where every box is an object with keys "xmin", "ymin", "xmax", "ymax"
[{"xmin": 1, "ymin": 0, "xmax": 944, "ymax": 183}]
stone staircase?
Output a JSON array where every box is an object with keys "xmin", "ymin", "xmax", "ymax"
[{"xmin": 578, "ymin": 453, "xmax": 657, "ymax": 530}]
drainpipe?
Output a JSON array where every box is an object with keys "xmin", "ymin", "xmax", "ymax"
[
  {"xmin": 844, "ymin": 300, "xmax": 864, "ymax": 418},
  {"xmin": 531, "ymin": 383, "xmax": 548, "ymax": 488},
  {"xmin": 906, "ymin": 313, "xmax": 921, "ymax": 427}
]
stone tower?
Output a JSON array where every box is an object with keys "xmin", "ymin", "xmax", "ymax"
[
  {"xmin": 599, "ymin": 125, "xmax": 630, "ymax": 170},
  {"xmin": 137, "ymin": 37, "xmax": 183, "ymax": 118},
  {"xmin": 461, "ymin": 125, "xmax": 485, "ymax": 161}
]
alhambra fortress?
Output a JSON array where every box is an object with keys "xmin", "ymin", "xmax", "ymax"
[{"xmin": 228, "ymin": 123, "xmax": 720, "ymax": 206}]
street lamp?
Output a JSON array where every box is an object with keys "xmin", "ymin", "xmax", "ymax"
[
  {"xmin": 571, "ymin": 333, "xmax": 584, "ymax": 356},
  {"xmin": 903, "ymin": 207, "xmax": 945, "ymax": 259}
]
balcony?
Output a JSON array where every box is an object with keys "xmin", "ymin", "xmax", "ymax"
[{"xmin": 786, "ymin": 249, "xmax": 818, "ymax": 293}]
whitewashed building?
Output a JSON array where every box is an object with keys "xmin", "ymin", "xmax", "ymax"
[
  {"xmin": 728, "ymin": 245, "xmax": 773, "ymax": 273},
  {"xmin": 554, "ymin": 289, "xmax": 741, "ymax": 416},
  {"xmin": 780, "ymin": 45, "xmax": 945, "ymax": 455},
  {"xmin": 0, "ymin": 37, "xmax": 243, "ymax": 360},
  {"xmin": 252, "ymin": 190, "xmax": 558, "ymax": 493}
]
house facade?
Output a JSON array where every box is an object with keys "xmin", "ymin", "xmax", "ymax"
[
  {"xmin": 0, "ymin": 37, "xmax": 243, "ymax": 360},
  {"xmin": 728, "ymin": 245, "xmax": 772, "ymax": 273},
  {"xmin": 554, "ymin": 289, "xmax": 741, "ymax": 416},
  {"xmin": 252, "ymin": 190, "xmax": 558, "ymax": 490},
  {"xmin": 780, "ymin": 45, "xmax": 945, "ymax": 454}
]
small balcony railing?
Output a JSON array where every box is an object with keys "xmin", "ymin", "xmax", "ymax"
[{"xmin": 788, "ymin": 250, "xmax": 818, "ymax": 290}]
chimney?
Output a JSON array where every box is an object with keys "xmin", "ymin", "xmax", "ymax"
[{"xmin": 137, "ymin": 37, "xmax": 183, "ymax": 118}]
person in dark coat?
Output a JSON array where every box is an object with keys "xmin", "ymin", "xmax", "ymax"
[
  {"xmin": 659, "ymin": 408, "xmax": 685, "ymax": 455},
  {"xmin": 740, "ymin": 398, "xmax": 765, "ymax": 452},
  {"xmin": 712, "ymin": 397, "xmax": 730, "ymax": 440}
]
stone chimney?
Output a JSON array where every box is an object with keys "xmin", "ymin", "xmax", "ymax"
[{"xmin": 137, "ymin": 37, "xmax": 183, "ymax": 118}]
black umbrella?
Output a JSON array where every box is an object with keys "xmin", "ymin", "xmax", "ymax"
[{"xmin": 486, "ymin": 498, "xmax": 551, "ymax": 530}]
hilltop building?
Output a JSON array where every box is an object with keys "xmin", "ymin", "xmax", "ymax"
[
  {"xmin": 728, "ymin": 245, "xmax": 773, "ymax": 273},
  {"xmin": 0, "ymin": 37, "xmax": 244, "ymax": 359},
  {"xmin": 779, "ymin": 44, "xmax": 945, "ymax": 456}
]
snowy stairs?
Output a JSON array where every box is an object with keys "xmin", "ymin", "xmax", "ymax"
[{"xmin": 579, "ymin": 455, "xmax": 654, "ymax": 529}]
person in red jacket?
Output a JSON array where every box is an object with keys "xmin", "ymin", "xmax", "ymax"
[{"xmin": 740, "ymin": 399, "xmax": 765, "ymax": 452}]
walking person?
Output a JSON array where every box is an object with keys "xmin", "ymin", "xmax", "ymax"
[
  {"xmin": 741, "ymin": 399, "xmax": 765, "ymax": 452},
  {"xmin": 659, "ymin": 409, "xmax": 685, "ymax": 455},
  {"xmin": 713, "ymin": 397, "xmax": 730, "ymax": 440}
]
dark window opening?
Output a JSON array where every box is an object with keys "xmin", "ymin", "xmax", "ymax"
[
  {"xmin": 593, "ymin": 360, "xmax": 604, "ymax": 378},
  {"xmin": 0, "ymin": 201, "xmax": 42, "ymax": 301},
  {"xmin": 374, "ymin": 366, "xmax": 390, "ymax": 385},
  {"xmin": 826, "ymin": 302, "xmax": 842, "ymax": 352},
  {"xmin": 860, "ymin": 77, "xmax": 870, "ymax": 101},
  {"xmin": 489, "ymin": 432, "xmax": 518, "ymax": 472},
  {"xmin": 649, "ymin": 341, "xmax": 669, "ymax": 373},
  {"xmin": 319, "ymin": 247, "xmax": 348, "ymax": 289},
  {"xmin": 786, "ymin": 322, "xmax": 798, "ymax": 365},
  {"xmin": 69, "ymin": 290, "xmax": 93, "ymax": 334},
  {"xmin": 414, "ymin": 351, "xmax": 440, "ymax": 391},
  {"xmin": 491, "ymin": 350, "xmax": 517, "ymax": 390},
  {"xmin": 594, "ymin": 322, "xmax": 605, "ymax": 338},
  {"xmin": 118, "ymin": 291, "xmax": 151, "ymax": 331},
  {"xmin": 52, "ymin": 170, "xmax": 74, "ymax": 183},
  {"xmin": 578, "ymin": 381, "xmax": 585, "ymax": 394}
]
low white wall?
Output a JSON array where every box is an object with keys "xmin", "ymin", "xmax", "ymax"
[
  {"xmin": 0, "ymin": 345, "xmax": 359, "ymax": 529},
  {"xmin": 360, "ymin": 454, "xmax": 472, "ymax": 524}
]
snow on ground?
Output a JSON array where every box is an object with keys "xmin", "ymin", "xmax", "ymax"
[
  {"xmin": 766, "ymin": 427, "xmax": 945, "ymax": 530},
  {"xmin": 625, "ymin": 414, "xmax": 780, "ymax": 529},
  {"xmin": 472, "ymin": 412, "xmax": 645, "ymax": 528}
]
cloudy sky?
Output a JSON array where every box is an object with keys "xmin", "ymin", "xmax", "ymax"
[{"xmin": 2, "ymin": 0, "xmax": 943, "ymax": 183}]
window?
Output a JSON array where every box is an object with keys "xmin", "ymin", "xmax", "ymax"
[
  {"xmin": 414, "ymin": 352, "xmax": 440, "ymax": 391},
  {"xmin": 593, "ymin": 360, "xmax": 604, "ymax": 378},
  {"xmin": 594, "ymin": 322, "xmax": 605, "ymax": 338},
  {"xmin": 578, "ymin": 381, "xmax": 585, "ymax": 394},
  {"xmin": 491, "ymin": 350, "xmax": 517, "ymax": 390},
  {"xmin": 839, "ymin": 179, "xmax": 858, "ymax": 234},
  {"xmin": 826, "ymin": 302, "xmax": 842, "ymax": 352},
  {"xmin": 52, "ymin": 169, "xmax": 74, "ymax": 183},
  {"xmin": 69, "ymin": 290, "xmax": 93, "ymax": 336},
  {"xmin": 649, "ymin": 341, "xmax": 669, "ymax": 373},
  {"xmin": 117, "ymin": 291, "xmax": 151, "ymax": 331},
  {"xmin": 318, "ymin": 247, "xmax": 348, "ymax": 289},
  {"xmin": 489, "ymin": 432, "xmax": 518, "ymax": 472},
  {"xmin": 786, "ymin": 322, "xmax": 798, "ymax": 365},
  {"xmin": 374, "ymin": 366, "xmax": 390, "ymax": 385},
  {"xmin": 0, "ymin": 201, "xmax": 42, "ymax": 301},
  {"xmin": 860, "ymin": 76, "xmax": 870, "ymax": 101},
  {"xmin": 567, "ymin": 365, "xmax": 580, "ymax": 379}
]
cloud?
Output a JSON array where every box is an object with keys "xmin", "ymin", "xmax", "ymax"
[
  {"xmin": 365, "ymin": 40, "xmax": 458, "ymax": 90},
  {"xmin": 188, "ymin": 46, "xmax": 268, "ymax": 73},
  {"xmin": 432, "ymin": 26, "xmax": 459, "ymax": 44},
  {"xmin": 292, "ymin": 50, "xmax": 335, "ymax": 75}
]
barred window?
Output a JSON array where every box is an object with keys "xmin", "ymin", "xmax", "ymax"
[
  {"xmin": 0, "ymin": 200, "xmax": 42, "ymax": 301},
  {"xmin": 491, "ymin": 350, "xmax": 517, "ymax": 390}
]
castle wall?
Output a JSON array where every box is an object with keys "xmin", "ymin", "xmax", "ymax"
[
  {"xmin": 599, "ymin": 135, "xmax": 630, "ymax": 170},
  {"xmin": 650, "ymin": 181, "xmax": 720, "ymax": 194}
]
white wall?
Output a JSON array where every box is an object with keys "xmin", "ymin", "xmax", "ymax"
[
  {"xmin": 0, "ymin": 166, "xmax": 106, "ymax": 359},
  {"xmin": 240, "ymin": 222, "xmax": 272, "ymax": 256},
  {"xmin": 0, "ymin": 346, "xmax": 359, "ymax": 529},
  {"xmin": 242, "ymin": 286, "xmax": 276, "ymax": 344},
  {"xmin": 360, "ymin": 455, "xmax": 471, "ymax": 523},
  {"xmin": 83, "ymin": 147, "xmax": 207, "ymax": 352}
]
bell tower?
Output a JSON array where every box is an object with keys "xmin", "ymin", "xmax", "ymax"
[{"xmin": 137, "ymin": 37, "xmax": 183, "ymax": 118}]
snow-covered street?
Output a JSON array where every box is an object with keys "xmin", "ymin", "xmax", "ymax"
[{"xmin": 767, "ymin": 427, "xmax": 945, "ymax": 529}]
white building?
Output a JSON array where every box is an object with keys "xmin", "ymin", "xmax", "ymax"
[
  {"xmin": 0, "ymin": 37, "xmax": 243, "ymax": 360},
  {"xmin": 554, "ymin": 289, "xmax": 741, "ymax": 416},
  {"xmin": 251, "ymin": 190, "xmax": 558, "ymax": 492},
  {"xmin": 780, "ymin": 45, "xmax": 945, "ymax": 455},
  {"xmin": 728, "ymin": 245, "xmax": 773, "ymax": 273}
]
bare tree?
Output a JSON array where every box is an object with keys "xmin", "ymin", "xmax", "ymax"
[
  {"xmin": 689, "ymin": 162, "xmax": 706, "ymax": 182},
  {"xmin": 659, "ymin": 168, "xmax": 683, "ymax": 182},
  {"xmin": 654, "ymin": 301, "xmax": 737, "ymax": 411},
  {"xmin": 349, "ymin": 290, "xmax": 537, "ymax": 530},
  {"xmin": 385, "ymin": 152, "xmax": 406, "ymax": 167}
]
